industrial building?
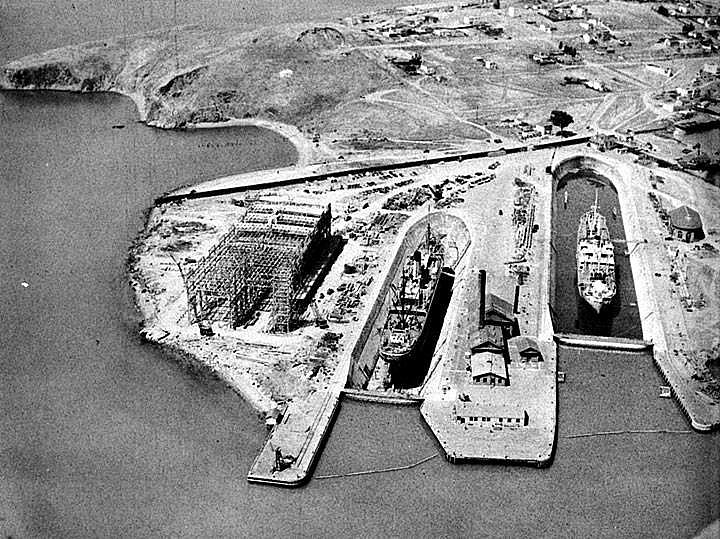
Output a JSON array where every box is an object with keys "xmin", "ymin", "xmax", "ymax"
[
  {"xmin": 186, "ymin": 196, "xmax": 333, "ymax": 332},
  {"xmin": 508, "ymin": 336, "xmax": 544, "ymax": 367},
  {"xmin": 463, "ymin": 270, "xmax": 519, "ymax": 386},
  {"xmin": 453, "ymin": 402, "xmax": 529, "ymax": 428},
  {"xmin": 669, "ymin": 205, "xmax": 704, "ymax": 242}
]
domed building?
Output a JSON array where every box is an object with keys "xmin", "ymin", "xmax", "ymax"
[{"xmin": 669, "ymin": 205, "xmax": 704, "ymax": 242}]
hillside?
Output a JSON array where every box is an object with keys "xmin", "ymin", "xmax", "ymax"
[{"xmin": 0, "ymin": 24, "xmax": 396, "ymax": 134}]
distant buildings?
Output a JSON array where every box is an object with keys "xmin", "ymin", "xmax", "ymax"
[{"xmin": 646, "ymin": 63, "xmax": 673, "ymax": 77}]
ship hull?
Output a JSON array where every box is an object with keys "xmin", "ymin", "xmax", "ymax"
[
  {"xmin": 576, "ymin": 200, "xmax": 616, "ymax": 313},
  {"xmin": 381, "ymin": 267, "xmax": 455, "ymax": 387}
]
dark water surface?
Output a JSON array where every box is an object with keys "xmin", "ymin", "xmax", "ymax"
[
  {"xmin": 1, "ymin": 2, "xmax": 718, "ymax": 537},
  {"xmin": 553, "ymin": 172, "xmax": 642, "ymax": 338}
]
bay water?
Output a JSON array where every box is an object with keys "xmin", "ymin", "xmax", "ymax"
[{"xmin": 1, "ymin": 2, "xmax": 718, "ymax": 537}]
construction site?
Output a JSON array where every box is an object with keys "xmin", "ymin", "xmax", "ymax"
[
  {"xmin": 184, "ymin": 196, "xmax": 335, "ymax": 333},
  {"xmin": 112, "ymin": 0, "xmax": 720, "ymax": 487}
]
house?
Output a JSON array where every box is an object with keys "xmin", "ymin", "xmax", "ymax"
[
  {"xmin": 469, "ymin": 324, "xmax": 505, "ymax": 355},
  {"xmin": 468, "ymin": 323, "xmax": 509, "ymax": 385},
  {"xmin": 454, "ymin": 401, "xmax": 529, "ymax": 427},
  {"xmin": 704, "ymin": 63, "xmax": 719, "ymax": 75},
  {"xmin": 535, "ymin": 123, "xmax": 553, "ymax": 135},
  {"xmin": 484, "ymin": 292, "xmax": 520, "ymax": 336},
  {"xmin": 470, "ymin": 351, "xmax": 508, "ymax": 385},
  {"xmin": 508, "ymin": 336, "xmax": 544, "ymax": 366},
  {"xmin": 669, "ymin": 205, "xmax": 704, "ymax": 242}
]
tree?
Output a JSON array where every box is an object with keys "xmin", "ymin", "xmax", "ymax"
[{"xmin": 550, "ymin": 110, "xmax": 574, "ymax": 135}]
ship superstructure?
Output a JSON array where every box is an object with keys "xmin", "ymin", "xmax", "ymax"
[
  {"xmin": 380, "ymin": 223, "xmax": 449, "ymax": 363},
  {"xmin": 576, "ymin": 190, "xmax": 616, "ymax": 312}
]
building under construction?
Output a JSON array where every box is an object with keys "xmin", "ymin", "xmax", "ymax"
[{"xmin": 186, "ymin": 196, "xmax": 333, "ymax": 332}]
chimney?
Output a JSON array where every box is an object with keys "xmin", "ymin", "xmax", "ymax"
[
  {"xmin": 478, "ymin": 269, "xmax": 486, "ymax": 328},
  {"xmin": 513, "ymin": 284, "xmax": 521, "ymax": 314}
]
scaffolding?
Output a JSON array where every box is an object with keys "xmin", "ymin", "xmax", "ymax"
[{"xmin": 186, "ymin": 196, "xmax": 332, "ymax": 332}]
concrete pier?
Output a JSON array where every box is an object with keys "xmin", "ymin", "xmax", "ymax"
[
  {"xmin": 420, "ymin": 163, "xmax": 557, "ymax": 466},
  {"xmin": 247, "ymin": 389, "xmax": 341, "ymax": 487}
]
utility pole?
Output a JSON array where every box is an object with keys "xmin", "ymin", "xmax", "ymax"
[
  {"xmin": 122, "ymin": 0, "xmax": 127, "ymax": 59},
  {"xmin": 174, "ymin": 0, "xmax": 179, "ymax": 70}
]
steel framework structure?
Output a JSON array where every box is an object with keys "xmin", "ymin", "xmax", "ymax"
[{"xmin": 186, "ymin": 197, "xmax": 331, "ymax": 332}]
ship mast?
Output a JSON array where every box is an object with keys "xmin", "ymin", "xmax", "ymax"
[
  {"xmin": 399, "ymin": 268, "xmax": 407, "ymax": 328},
  {"xmin": 426, "ymin": 222, "xmax": 431, "ymax": 255}
]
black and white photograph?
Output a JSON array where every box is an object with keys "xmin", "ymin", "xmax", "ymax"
[{"xmin": 1, "ymin": 0, "xmax": 719, "ymax": 536}]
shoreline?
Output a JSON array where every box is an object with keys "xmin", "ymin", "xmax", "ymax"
[
  {"xmin": 0, "ymin": 85, "xmax": 315, "ymax": 169},
  {"xmin": 109, "ymin": 86, "xmax": 317, "ymax": 168},
  {"xmin": 128, "ymin": 182, "xmax": 280, "ymax": 418}
]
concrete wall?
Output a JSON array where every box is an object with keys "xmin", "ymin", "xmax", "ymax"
[
  {"xmin": 552, "ymin": 155, "xmax": 620, "ymax": 194},
  {"xmin": 346, "ymin": 211, "xmax": 471, "ymax": 389}
]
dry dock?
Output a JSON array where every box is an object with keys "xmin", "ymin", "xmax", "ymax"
[{"xmin": 552, "ymin": 151, "xmax": 720, "ymax": 431}]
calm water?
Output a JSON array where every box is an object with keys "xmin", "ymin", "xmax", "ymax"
[
  {"xmin": 553, "ymin": 172, "xmax": 642, "ymax": 338},
  {"xmin": 1, "ymin": 2, "xmax": 718, "ymax": 537}
]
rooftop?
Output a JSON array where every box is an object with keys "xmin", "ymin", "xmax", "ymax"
[
  {"xmin": 469, "ymin": 325, "xmax": 504, "ymax": 353},
  {"xmin": 484, "ymin": 292, "xmax": 517, "ymax": 326},
  {"xmin": 669, "ymin": 205, "xmax": 703, "ymax": 230},
  {"xmin": 470, "ymin": 351, "xmax": 508, "ymax": 380}
]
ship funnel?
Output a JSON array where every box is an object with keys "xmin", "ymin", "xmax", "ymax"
[{"xmin": 478, "ymin": 269, "xmax": 486, "ymax": 328}]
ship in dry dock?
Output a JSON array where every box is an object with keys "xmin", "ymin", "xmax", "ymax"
[
  {"xmin": 380, "ymin": 223, "xmax": 454, "ymax": 365},
  {"xmin": 577, "ymin": 190, "xmax": 616, "ymax": 312}
]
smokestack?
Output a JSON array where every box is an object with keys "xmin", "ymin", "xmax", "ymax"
[
  {"xmin": 513, "ymin": 284, "xmax": 521, "ymax": 315},
  {"xmin": 478, "ymin": 269, "xmax": 486, "ymax": 328}
]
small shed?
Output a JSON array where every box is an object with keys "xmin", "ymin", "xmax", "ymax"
[
  {"xmin": 470, "ymin": 351, "xmax": 508, "ymax": 386},
  {"xmin": 669, "ymin": 205, "xmax": 703, "ymax": 242},
  {"xmin": 469, "ymin": 325, "xmax": 505, "ymax": 355},
  {"xmin": 508, "ymin": 336, "xmax": 544, "ymax": 365}
]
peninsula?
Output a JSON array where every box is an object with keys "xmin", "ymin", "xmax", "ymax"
[{"xmin": 4, "ymin": 0, "xmax": 719, "ymax": 486}]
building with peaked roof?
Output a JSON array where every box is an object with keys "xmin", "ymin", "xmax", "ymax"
[
  {"xmin": 669, "ymin": 205, "xmax": 703, "ymax": 242},
  {"xmin": 484, "ymin": 292, "xmax": 520, "ymax": 336},
  {"xmin": 469, "ymin": 325, "xmax": 505, "ymax": 355},
  {"xmin": 508, "ymin": 336, "xmax": 544, "ymax": 366},
  {"xmin": 470, "ymin": 351, "xmax": 508, "ymax": 386}
]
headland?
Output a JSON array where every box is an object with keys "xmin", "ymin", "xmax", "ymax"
[{"xmin": 4, "ymin": 0, "xmax": 719, "ymax": 486}]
